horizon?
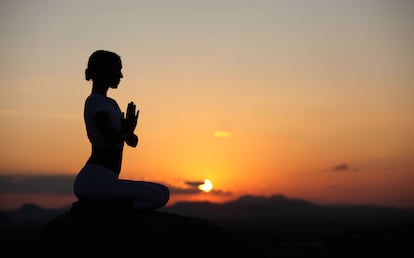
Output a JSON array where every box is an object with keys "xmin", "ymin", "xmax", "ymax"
[
  {"xmin": 1, "ymin": 185, "xmax": 413, "ymax": 212},
  {"xmin": 1, "ymin": 1, "xmax": 413, "ymax": 211},
  {"xmin": 2, "ymin": 193, "xmax": 413, "ymax": 211}
]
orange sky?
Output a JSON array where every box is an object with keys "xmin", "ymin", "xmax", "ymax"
[{"xmin": 0, "ymin": 0, "xmax": 413, "ymax": 210}]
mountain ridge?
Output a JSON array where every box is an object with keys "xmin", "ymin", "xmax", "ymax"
[{"xmin": 1, "ymin": 194, "xmax": 414, "ymax": 232}]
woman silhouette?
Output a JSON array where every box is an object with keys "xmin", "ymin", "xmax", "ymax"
[{"xmin": 73, "ymin": 50, "xmax": 169, "ymax": 210}]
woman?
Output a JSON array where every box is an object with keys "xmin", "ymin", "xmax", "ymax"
[{"xmin": 73, "ymin": 50, "xmax": 170, "ymax": 210}]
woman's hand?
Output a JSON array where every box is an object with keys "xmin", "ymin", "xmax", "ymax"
[
  {"xmin": 122, "ymin": 101, "xmax": 139, "ymax": 147},
  {"xmin": 122, "ymin": 102, "xmax": 139, "ymax": 133}
]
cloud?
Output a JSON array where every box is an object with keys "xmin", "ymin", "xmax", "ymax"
[
  {"xmin": 167, "ymin": 186, "xmax": 200, "ymax": 194},
  {"xmin": 0, "ymin": 175, "xmax": 75, "ymax": 195},
  {"xmin": 185, "ymin": 180, "xmax": 204, "ymax": 187},
  {"xmin": 166, "ymin": 180, "xmax": 232, "ymax": 196},
  {"xmin": 332, "ymin": 163, "xmax": 349, "ymax": 171},
  {"xmin": 209, "ymin": 189, "xmax": 232, "ymax": 195},
  {"xmin": 167, "ymin": 181, "xmax": 201, "ymax": 194},
  {"xmin": 331, "ymin": 163, "xmax": 358, "ymax": 172}
]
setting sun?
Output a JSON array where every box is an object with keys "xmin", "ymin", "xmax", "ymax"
[{"xmin": 198, "ymin": 179, "xmax": 213, "ymax": 193}]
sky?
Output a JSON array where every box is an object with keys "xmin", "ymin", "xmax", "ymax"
[{"xmin": 0, "ymin": 0, "xmax": 413, "ymax": 210}]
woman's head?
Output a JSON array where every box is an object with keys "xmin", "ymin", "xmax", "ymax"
[{"xmin": 85, "ymin": 50, "xmax": 123, "ymax": 88}]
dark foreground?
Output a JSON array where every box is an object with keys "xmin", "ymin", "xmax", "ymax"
[
  {"xmin": 2, "ymin": 195, "xmax": 414, "ymax": 257},
  {"xmin": 1, "ymin": 212, "xmax": 413, "ymax": 258}
]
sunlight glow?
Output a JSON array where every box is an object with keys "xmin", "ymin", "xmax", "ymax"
[
  {"xmin": 198, "ymin": 179, "xmax": 213, "ymax": 193},
  {"xmin": 213, "ymin": 130, "xmax": 232, "ymax": 138}
]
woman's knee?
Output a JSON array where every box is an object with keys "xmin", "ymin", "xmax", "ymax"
[{"xmin": 159, "ymin": 184, "xmax": 170, "ymax": 205}]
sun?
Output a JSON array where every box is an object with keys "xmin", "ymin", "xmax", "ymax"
[{"xmin": 198, "ymin": 179, "xmax": 213, "ymax": 193}]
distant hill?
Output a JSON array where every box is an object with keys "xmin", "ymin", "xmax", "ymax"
[
  {"xmin": 1, "ymin": 194, "xmax": 414, "ymax": 232},
  {"xmin": 0, "ymin": 203, "xmax": 69, "ymax": 230},
  {"xmin": 160, "ymin": 194, "xmax": 414, "ymax": 233}
]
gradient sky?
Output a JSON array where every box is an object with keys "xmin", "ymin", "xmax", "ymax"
[{"xmin": 1, "ymin": 0, "xmax": 413, "ymax": 210}]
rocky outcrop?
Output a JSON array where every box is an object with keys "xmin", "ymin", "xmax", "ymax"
[{"xmin": 36, "ymin": 201, "xmax": 255, "ymax": 258}]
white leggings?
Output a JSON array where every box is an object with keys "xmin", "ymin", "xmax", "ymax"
[{"xmin": 73, "ymin": 164, "xmax": 170, "ymax": 210}]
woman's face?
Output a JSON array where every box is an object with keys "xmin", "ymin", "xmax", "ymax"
[{"xmin": 106, "ymin": 59, "xmax": 123, "ymax": 88}]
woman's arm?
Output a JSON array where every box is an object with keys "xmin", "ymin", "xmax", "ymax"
[{"xmin": 95, "ymin": 110, "xmax": 139, "ymax": 147}]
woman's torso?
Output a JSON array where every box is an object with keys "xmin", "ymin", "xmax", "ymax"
[{"xmin": 84, "ymin": 93, "xmax": 124, "ymax": 173}]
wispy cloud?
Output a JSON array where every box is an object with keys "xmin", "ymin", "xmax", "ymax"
[
  {"xmin": 185, "ymin": 180, "xmax": 204, "ymax": 187},
  {"xmin": 167, "ymin": 180, "xmax": 232, "ymax": 195},
  {"xmin": 213, "ymin": 130, "xmax": 232, "ymax": 138},
  {"xmin": 331, "ymin": 163, "xmax": 358, "ymax": 172}
]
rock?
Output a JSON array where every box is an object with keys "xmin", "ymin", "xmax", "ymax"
[{"xmin": 35, "ymin": 202, "xmax": 250, "ymax": 258}]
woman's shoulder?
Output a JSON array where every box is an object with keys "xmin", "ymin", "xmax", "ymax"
[
  {"xmin": 85, "ymin": 94, "xmax": 117, "ymax": 104},
  {"xmin": 86, "ymin": 93, "xmax": 106, "ymax": 102},
  {"xmin": 85, "ymin": 94, "xmax": 120, "ymax": 110}
]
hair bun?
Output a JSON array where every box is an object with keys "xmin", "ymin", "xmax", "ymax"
[{"xmin": 85, "ymin": 68, "xmax": 91, "ymax": 81}]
